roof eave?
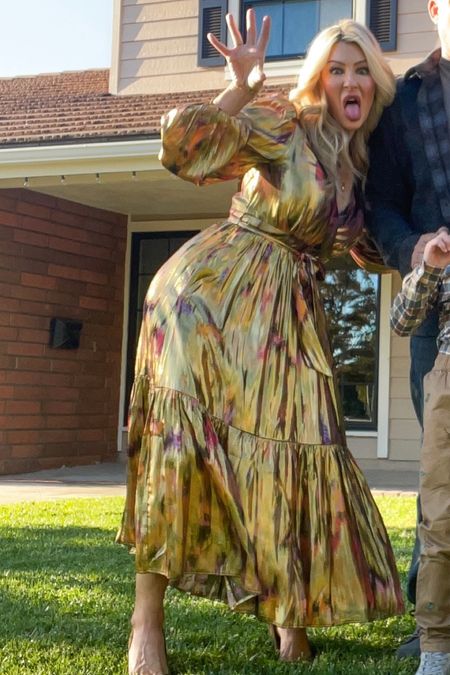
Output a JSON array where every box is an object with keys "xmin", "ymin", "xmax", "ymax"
[{"xmin": 0, "ymin": 137, "xmax": 162, "ymax": 181}]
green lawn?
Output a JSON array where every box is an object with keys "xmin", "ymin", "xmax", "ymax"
[{"xmin": 0, "ymin": 495, "xmax": 418, "ymax": 674}]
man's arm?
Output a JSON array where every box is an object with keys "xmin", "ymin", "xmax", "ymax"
[
  {"xmin": 390, "ymin": 263, "xmax": 441, "ymax": 335},
  {"xmin": 366, "ymin": 96, "xmax": 422, "ymax": 278}
]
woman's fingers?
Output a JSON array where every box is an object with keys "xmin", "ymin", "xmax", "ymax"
[
  {"xmin": 226, "ymin": 12, "xmax": 243, "ymax": 47},
  {"xmin": 246, "ymin": 8, "xmax": 256, "ymax": 46},
  {"xmin": 257, "ymin": 15, "xmax": 271, "ymax": 53},
  {"xmin": 207, "ymin": 32, "xmax": 231, "ymax": 57}
]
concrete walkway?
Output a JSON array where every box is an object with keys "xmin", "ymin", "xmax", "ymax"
[
  {"xmin": 0, "ymin": 460, "xmax": 418, "ymax": 505},
  {"xmin": 0, "ymin": 461, "xmax": 126, "ymax": 504}
]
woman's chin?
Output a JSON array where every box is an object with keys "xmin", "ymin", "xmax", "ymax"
[{"xmin": 337, "ymin": 116, "xmax": 367, "ymax": 134}]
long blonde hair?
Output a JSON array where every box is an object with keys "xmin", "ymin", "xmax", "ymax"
[{"xmin": 289, "ymin": 20, "xmax": 395, "ymax": 184}]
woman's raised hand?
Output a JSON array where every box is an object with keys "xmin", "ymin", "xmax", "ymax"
[{"xmin": 207, "ymin": 8, "xmax": 271, "ymax": 94}]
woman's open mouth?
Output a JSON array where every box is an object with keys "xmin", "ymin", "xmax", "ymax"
[{"xmin": 343, "ymin": 94, "xmax": 361, "ymax": 122}]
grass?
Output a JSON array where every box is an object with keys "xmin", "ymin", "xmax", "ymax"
[{"xmin": 0, "ymin": 495, "xmax": 418, "ymax": 674}]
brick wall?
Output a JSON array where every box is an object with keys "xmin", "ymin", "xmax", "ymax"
[{"xmin": 0, "ymin": 188, "xmax": 127, "ymax": 474}]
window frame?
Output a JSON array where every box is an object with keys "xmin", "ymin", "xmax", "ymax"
[{"xmin": 240, "ymin": 0, "xmax": 321, "ymax": 61}]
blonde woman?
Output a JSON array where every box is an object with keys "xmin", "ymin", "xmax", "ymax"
[{"xmin": 118, "ymin": 12, "xmax": 404, "ymax": 674}]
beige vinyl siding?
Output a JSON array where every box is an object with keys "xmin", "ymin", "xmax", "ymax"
[
  {"xmin": 347, "ymin": 437, "xmax": 378, "ymax": 460},
  {"xmin": 386, "ymin": 274, "xmax": 421, "ymax": 463},
  {"xmin": 114, "ymin": 0, "xmax": 227, "ymax": 95},
  {"xmin": 385, "ymin": 0, "xmax": 438, "ymax": 75}
]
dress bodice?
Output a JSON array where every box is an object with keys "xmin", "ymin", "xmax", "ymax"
[{"xmin": 160, "ymin": 96, "xmax": 384, "ymax": 270}]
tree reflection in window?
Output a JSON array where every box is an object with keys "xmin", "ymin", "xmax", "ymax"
[{"xmin": 321, "ymin": 264, "xmax": 380, "ymax": 430}]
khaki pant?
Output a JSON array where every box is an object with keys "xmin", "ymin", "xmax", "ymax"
[{"xmin": 416, "ymin": 353, "xmax": 450, "ymax": 652}]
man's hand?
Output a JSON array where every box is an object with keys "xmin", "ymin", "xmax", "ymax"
[
  {"xmin": 423, "ymin": 227, "xmax": 450, "ymax": 268},
  {"xmin": 411, "ymin": 231, "xmax": 441, "ymax": 268}
]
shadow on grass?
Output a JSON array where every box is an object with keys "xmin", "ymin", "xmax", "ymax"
[
  {"xmin": 1, "ymin": 523, "xmax": 415, "ymax": 570},
  {"xmin": 1, "ymin": 524, "xmax": 128, "ymax": 571},
  {"xmin": 1, "ymin": 523, "xmax": 417, "ymax": 674}
]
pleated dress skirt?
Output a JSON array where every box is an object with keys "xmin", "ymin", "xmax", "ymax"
[{"xmin": 117, "ymin": 218, "xmax": 404, "ymax": 627}]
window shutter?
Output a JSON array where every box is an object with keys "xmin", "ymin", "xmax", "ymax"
[
  {"xmin": 368, "ymin": 0, "xmax": 398, "ymax": 51},
  {"xmin": 198, "ymin": 0, "xmax": 228, "ymax": 67}
]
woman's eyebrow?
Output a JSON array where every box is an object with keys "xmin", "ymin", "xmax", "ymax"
[{"xmin": 327, "ymin": 59, "xmax": 368, "ymax": 65}]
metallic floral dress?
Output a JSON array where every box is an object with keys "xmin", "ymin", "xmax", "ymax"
[{"xmin": 117, "ymin": 97, "xmax": 404, "ymax": 627}]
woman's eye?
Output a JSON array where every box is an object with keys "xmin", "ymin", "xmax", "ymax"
[
  {"xmin": 330, "ymin": 67, "xmax": 343, "ymax": 75},
  {"xmin": 357, "ymin": 67, "xmax": 370, "ymax": 75}
]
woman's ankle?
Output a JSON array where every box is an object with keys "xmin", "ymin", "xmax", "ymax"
[
  {"xmin": 128, "ymin": 624, "xmax": 168, "ymax": 675},
  {"xmin": 131, "ymin": 610, "xmax": 164, "ymax": 631},
  {"xmin": 276, "ymin": 627, "xmax": 311, "ymax": 662}
]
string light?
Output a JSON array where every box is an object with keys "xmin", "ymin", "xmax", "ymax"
[
  {"xmin": 131, "ymin": 171, "xmax": 137, "ymax": 180},
  {"xmin": 60, "ymin": 175, "xmax": 66, "ymax": 185},
  {"xmin": 95, "ymin": 173, "xmax": 101, "ymax": 183},
  {"xmin": 23, "ymin": 177, "xmax": 29, "ymax": 188}
]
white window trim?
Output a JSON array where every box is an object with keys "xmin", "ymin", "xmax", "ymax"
[
  {"xmin": 375, "ymin": 273, "xmax": 392, "ymax": 458},
  {"xmin": 347, "ymin": 430, "xmax": 377, "ymax": 438},
  {"xmin": 226, "ymin": 0, "xmax": 367, "ymax": 80},
  {"xmin": 117, "ymin": 214, "xmax": 133, "ymax": 450}
]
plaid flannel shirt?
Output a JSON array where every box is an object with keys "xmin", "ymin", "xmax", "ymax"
[
  {"xmin": 414, "ymin": 49, "xmax": 450, "ymax": 225},
  {"xmin": 391, "ymin": 262, "xmax": 450, "ymax": 355}
]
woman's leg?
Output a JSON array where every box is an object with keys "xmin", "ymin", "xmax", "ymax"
[
  {"xmin": 128, "ymin": 572, "xmax": 169, "ymax": 675},
  {"xmin": 276, "ymin": 627, "xmax": 312, "ymax": 661}
]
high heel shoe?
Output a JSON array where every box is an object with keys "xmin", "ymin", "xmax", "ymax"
[
  {"xmin": 268, "ymin": 624, "xmax": 315, "ymax": 662},
  {"xmin": 128, "ymin": 629, "xmax": 169, "ymax": 675}
]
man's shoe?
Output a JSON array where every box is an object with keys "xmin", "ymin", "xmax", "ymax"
[
  {"xmin": 415, "ymin": 651, "xmax": 450, "ymax": 675},
  {"xmin": 396, "ymin": 626, "xmax": 421, "ymax": 658}
]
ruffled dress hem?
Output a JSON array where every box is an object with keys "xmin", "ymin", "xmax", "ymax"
[{"xmin": 117, "ymin": 385, "xmax": 404, "ymax": 627}]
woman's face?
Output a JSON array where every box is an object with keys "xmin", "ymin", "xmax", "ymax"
[{"xmin": 320, "ymin": 41, "xmax": 376, "ymax": 135}]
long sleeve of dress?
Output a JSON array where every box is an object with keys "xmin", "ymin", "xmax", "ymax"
[
  {"xmin": 390, "ymin": 262, "xmax": 442, "ymax": 336},
  {"xmin": 159, "ymin": 97, "xmax": 297, "ymax": 185}
]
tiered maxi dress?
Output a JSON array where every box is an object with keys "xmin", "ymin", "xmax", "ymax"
[{"xmin": 117, "ymin": 96, "xmax": 404, "ymax": 628}]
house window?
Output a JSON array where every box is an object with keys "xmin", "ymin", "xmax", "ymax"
[
  {"xmin": 322, "ymin": 260, "xmax": 380, "ymax": 430},
  {"xmin": 125, "ymin": 231, "xmax": 198, "ymax": 423},
  {"xmin": 241, "ymin": 0, "xmax": 353, "ymax": 59}
]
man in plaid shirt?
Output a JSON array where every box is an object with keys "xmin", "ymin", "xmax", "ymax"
[
  {"xmin": 367, "ymin": 0, "xmax": 450, "ymax": 659},
  {"xmin": 391, "ymin": 227, "xmax": 450, "ymax": 675}
]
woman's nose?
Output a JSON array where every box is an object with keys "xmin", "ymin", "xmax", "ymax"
[{"xmin": 343, "ymin": 70, "xmax": 357, "ymax": 87}]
